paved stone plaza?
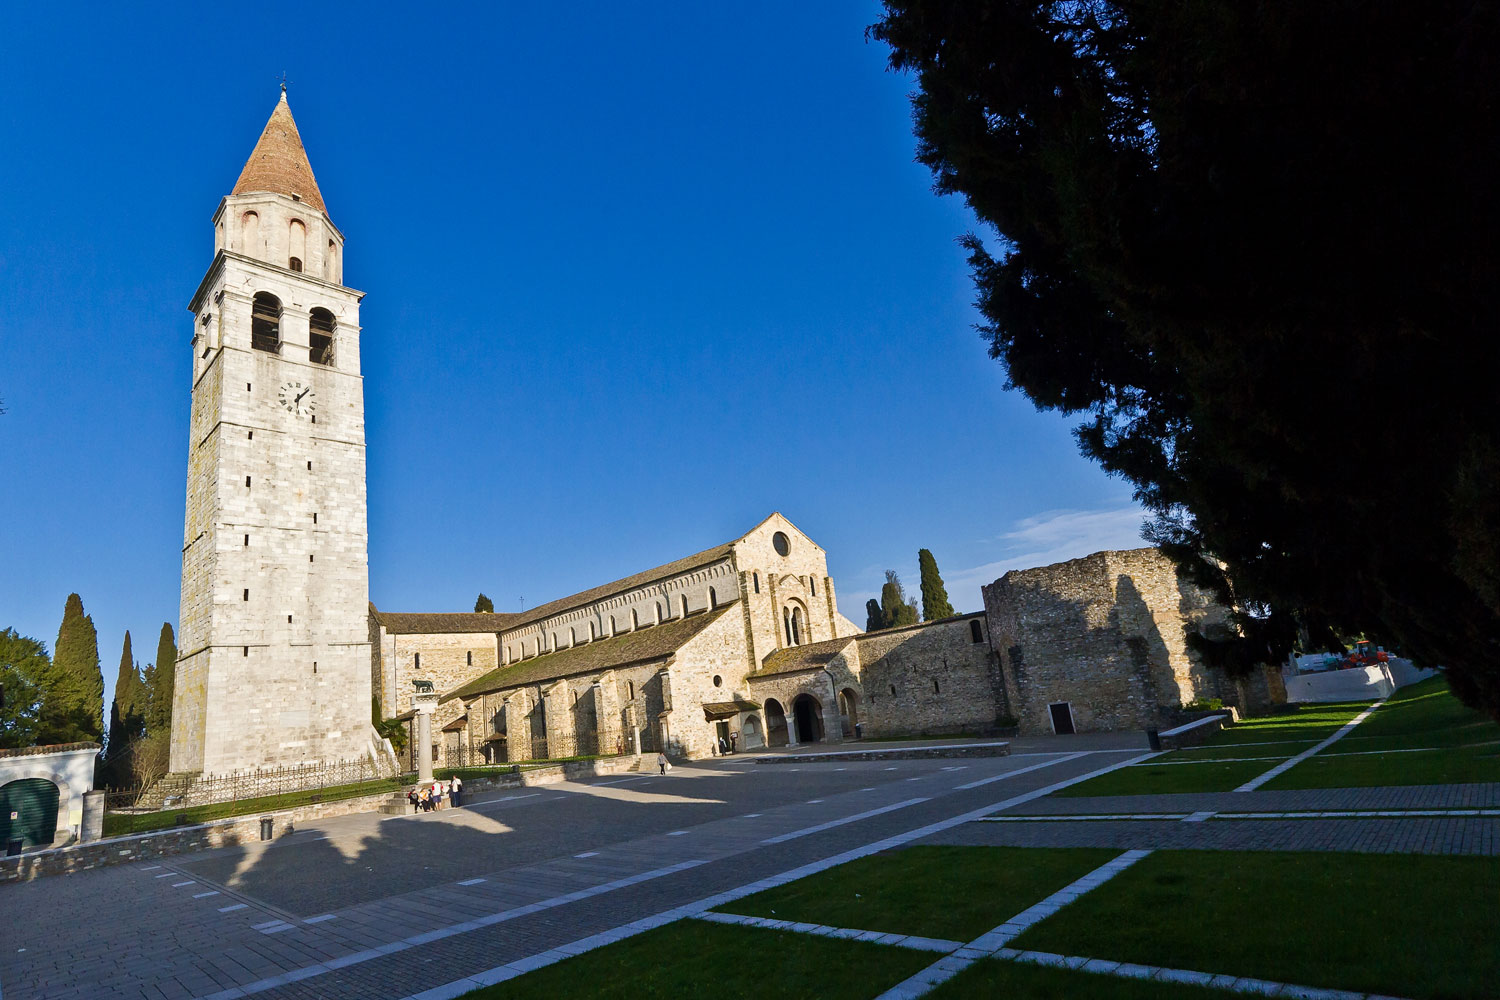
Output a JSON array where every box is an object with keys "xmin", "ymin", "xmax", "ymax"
[{"xmin": 3, "ymin": 733, "xmax": 1496, "ymax": 1000}]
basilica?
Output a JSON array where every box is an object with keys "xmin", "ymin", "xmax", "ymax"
[{"xmin": 172, "ymin": 92, "xmax": 1282, "ymax": 780}]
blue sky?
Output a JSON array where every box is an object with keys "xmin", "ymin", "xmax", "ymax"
[{"xmin": 0, "ymin": 3, "xmax": 1146, "ymax": 695}]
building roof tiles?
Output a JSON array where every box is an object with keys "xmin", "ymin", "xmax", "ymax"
[{"xmin": 232, "ymin": 92, "xmax": 328, "ymax": 214}]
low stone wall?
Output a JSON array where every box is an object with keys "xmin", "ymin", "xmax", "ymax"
[
  {"xmin": 1157, "ymin": 714, "xmax": 1230, "ymax": 750},
  {"xmin": 4, "ymin": 755, "xmax": 645, "ymax": 884},
  {"xmin": 0, "ymin": 788, "xmax": 397, "ymax": 884},
  {"xmin": 753, "ymin": 742, "xmax": 1010, "ymax": 765}
]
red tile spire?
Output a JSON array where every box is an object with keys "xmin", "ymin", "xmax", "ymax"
[{"xmin": 231, "ymin": 90, "xmax": 328, "ymax": 214}]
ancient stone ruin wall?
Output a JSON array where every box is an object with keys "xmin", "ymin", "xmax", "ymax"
[
  {"xmin": 856, "ymin": 614, "xmax": 1007, "ymax": 737},
  {"xmin": 982, "ymin": 547, "xmax": 1278, "ymax": 736}
]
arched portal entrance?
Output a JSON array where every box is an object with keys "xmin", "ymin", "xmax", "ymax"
[
  {"xmin": 765, "ymin": 699, "xmax": 789, "ymax": 747},
  {"xmin": 839, "ymin": 688, "xmax": 860, "ymax": 737},
  {"xmin": 792, "ymin": 694, "xmax": 825, "ymax": 743},
  {"xmin": 0, "ymin": 778, "xmax": 60, "ymax": 850},
  {"xmin": 742, "ymin": 715, "xmax": 764, "ymax": 750}
]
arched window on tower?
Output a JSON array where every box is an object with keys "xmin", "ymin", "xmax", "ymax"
[
  {"xmin": 288, "ymin": 219, "xmax": 306, "ymax": 272},
  {"xmin": 309, "ymin": 308, "xmax": 335, "ymax": 366},
  {"xmin": 241, "ymin": 211, "xmax": 259, "ymax": 253},
  {"xmin": 609, "ymin": 615, "xmax": 616, "ymax": 636},
  {"xmin": 631, "ymin": 609, "xmax": 639, "ymax": 630},
  {"xmin": 783, "ymin": 607, "xmax": 793, "ymax": 646},
  {"xmin": 655, "ymin": 601, "xmax": 663, "ymax": 624},
  {"xmin": 251, "ymin": 293, "xmax": 281, "ymax": 353},
  {"xmin": 708, "ymin": 587, "xmax": 718, "ymax": 609},
  {"xmin": 589, "ymin": 621, "xmax": 597, "ymax": 641},
  {"xmin": 791, "ymin": 606, "xmax": 803, "ymax": 645},
  {"xmin": 325, "ymin": 239, "xmax": 338, "ymax": 280}
]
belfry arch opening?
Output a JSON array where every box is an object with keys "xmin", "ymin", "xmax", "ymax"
[
  {"xmin": 309, "ymin": 308, "xmax": 335, "ymax": 366},
  {"xmin": 251, "ymin": 292, "xmax": 282, "ymax": 353}
]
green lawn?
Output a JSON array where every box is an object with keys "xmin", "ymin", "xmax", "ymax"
[
  {"xmin": 102, "ymin": 776, "xmax": 403, "ymax": 836},
  {"xmin": 928, "ymin": 958, "xmax": 1240, "ymax": 999},
  {"xmin": 459, "ymin": 920, "xmax": 934, "ymax": 1000},
  {"xmin": 716, "ymin": 846, "xmax": 1119, "ymax": 941},
  {"xmin": 1012, "ymin": 850, "xmax": 1500, "ymax": 999},
  {"xmin": 1054, "ymin": 700, "xmax": 1375, "ymax": 797},
  {"xmin": 1265, "ymin": 676, "xmax": 1500, "ymax": 789}
]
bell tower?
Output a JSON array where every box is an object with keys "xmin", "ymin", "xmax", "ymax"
[{"xmin": 172, "ymin": 89, "xmax": 375, "ymax": 776}]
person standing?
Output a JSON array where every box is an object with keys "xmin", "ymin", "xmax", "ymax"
[
  {"xmin": 656, "ymin": 751, "xmax": 669, "ymax": 775},
  {"xmin": 450, "ymin": 774, "xmax": 463, "ymax": 807}
]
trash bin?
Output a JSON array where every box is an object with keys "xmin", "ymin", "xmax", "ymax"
[
  {"xmin": 1146, "ymin": 728, "xmax": 1161, "ymax": 752},
  {"xmin": 6, "ymin": 838, "xmax": 22, "ymax": 857},
  {"xmin": 258, "ymin": 817, "xmax": 274, "ymax": 841}
]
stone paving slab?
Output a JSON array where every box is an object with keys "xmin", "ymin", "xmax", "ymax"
[
  {"xmin": 921, "ymin": 815, "xmax": 1500, "ymax": 855},
  {"xmin": 1010, "ymin": 782, "xmax": 1500, "ymax": 815}
]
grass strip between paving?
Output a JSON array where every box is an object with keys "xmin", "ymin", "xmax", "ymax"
[
  {"xmin": 458, "ymin": 920, "xmax": 934, "ymax": 999},
  {"xmin": 1009, "ymin": 849, "xmax": 1500, "ymax": 1000},
  {"xmin": 714, "ymin": 845, "xmax": 1120, "ymax": 942}
]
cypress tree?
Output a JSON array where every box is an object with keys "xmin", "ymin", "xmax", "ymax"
[
  {"xmin": 881, "ymin": 571, "xmax": 921, "ymax": 628},
  {"xmin": 38, "ymin": 593, "xmax": 103, "ymax": 744},
  {"xmin": 474, "ymin": 593, "xmax": 495, "ymax": 613},
  {"xmin": 144, "ymin": 623, "xmax": 177, "ymax": 736},
  {"xmin": 865, "ymin": 599, "xmax": 884, "ymax": 632},
  {"xmin": 918, "ymin": 549, "xmax": 956, "ymax": 621},
  {"xmin": 108, "ymin": 631, "xmax": 147, "ymax": 754}
]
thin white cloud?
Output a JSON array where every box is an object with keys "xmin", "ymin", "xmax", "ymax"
[{"xmin": 944, "ymin": 504, "xmax": 1149, "ymax": 595}]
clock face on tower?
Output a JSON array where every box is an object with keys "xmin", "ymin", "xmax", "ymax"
[{"xmin": 277, "ymin": 380, "xmax": 317, "ymax": 418}]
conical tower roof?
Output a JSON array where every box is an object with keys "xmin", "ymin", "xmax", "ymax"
[{"xmin": 231, "ymin": 90, "xmax": 327, "ymax": 214}]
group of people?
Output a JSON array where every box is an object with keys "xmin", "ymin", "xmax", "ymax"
[{"xmin": 408, "ymin": 775, "xmax": 464, "ymax": 813}]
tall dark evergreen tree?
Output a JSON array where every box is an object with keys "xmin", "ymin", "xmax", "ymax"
[
  {"xmin": 881, "ymin": 571, "xmax": 921, "ymax": 628},
  {"xmin": 0, "ymin": 628, "xmax": 48, "ymax": 749},
  {"xmin": 36, "ymin": 593, "xmax": 103, "ymax": 744},
  {"xmin": 865, "ymin": 599, "xmax": 884, "ymax": 633},
  {"xmin": 873, "ymin": 1, "xmax": 1500, "ymax": 717},
  {"xmin": 474, "ymin": 593, "xmax": 495, "ymax": 613},
  {"xmin": 144, "ymin": 622, "xmax": 177, "ymax": 737},
  {"xmin": 108, "ymin": 631, "xmax": 147, "ymax": 754},
  {"xmin": 917, "ymin": 549, "xmax": 956, "ymax": 621}
]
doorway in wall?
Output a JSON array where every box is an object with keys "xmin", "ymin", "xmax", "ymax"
[
  {"xmin": 792, "ymin": 694, "xmax": 825, "ymax": 742},
  {"xmin": 1048, "ymin": 702, "xmax": 1076, "ymax": 735}
]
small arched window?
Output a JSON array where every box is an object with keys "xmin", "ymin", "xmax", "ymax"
[
  {"xmin": 970, "ymin": 620, "xmax": 984, "ymax": 644},
  {"xmin": 309, "ymin": 308, "xmax": 335, "ymax": 366},
  {"xmin": 753, "ymin": 572, "xmax": 760, "ymax": 594},
  {"xmin": 414, "ymin": 652, "xmax": 421, "ymax": 669},
  {"xmin": 791, "ymin": 606, "xmax": 803, "ymax": 645},
  {"xmin": 627, "ymin": 680, "xmax": 635, "ymax": 700},
  {"xmin": 325, "ymin": 239, "xmax": 338, "ymax": 280},
  {"xmin": 709, "ymin": 587, "xmax": 717, "ymax": 609},
  {"xmin": 680, "ymin": 595, "xmax": 689, "ymax": 618},
  {"xmin": 466, "ymin": 651, "xmax": 472, "ymax": 666},
  {"xmin": 251, "ymin": 292, "xmax": 282, "ymax": 353},
  {"xmin": 655, "ymin": 601, "xmax": 663, "ymax": 624},
  {"xmin": 241, "ymin": 211, "xmax": 260, "ymax": 252},
  {"xmin": 569, "ymin": 627, "xmax": 576, "ymax": 646},
  {"xmin": 933, "ymin": 679, "xmax": 941, "ymax": 694},
  {"xmin": 631, "ymin": 609, "xmax": 639, "ymax": 630},
  {"xmin": 589, "ymin": 621, "xmax": 597, "ymax": 641},
  {"xmin": 289, "ymin": 219, "xmax": 306, "ymax": 271},
  {"xmin": 609, "ymin": 615, "xmax": 616, "ymax": 636},
  {"xmin": 810, "ymin": 577, "xmax": 817, "ymax": 596}
]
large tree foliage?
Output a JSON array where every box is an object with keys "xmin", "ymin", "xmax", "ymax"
[
  {"xmin": 881, "ymin": 570, "xmax": 922, "ymax": 628},
  {"xmin": 873, "ymin": 1, "xmax": 1500, "ymax": 717},
  {"xmin": 144, "ymin": 622, "xmax": 176, "ymax": 737},
  {"xmin": 107, "ymin": 631, "xmax": 147, "ymax": 756},
  {"xmin": 474, "ymin": 593, "xmax": 495, "ymax": 613},
  {"xmin": 865, "ymin": 598, "xmax": 885, "ymax": 632},
  {"xmin": 0, "ymin": 628, "xmax": 48, "ymax": 749},
  {"xmin": 37, "ymin": 593, "xmax": 103, "ymax": 743},
  {"xmin": 918, "ymin": 549, "xmax": 956, "ymax": 621}
]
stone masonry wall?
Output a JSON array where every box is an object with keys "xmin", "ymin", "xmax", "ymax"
[
  {"xmin": 981, "ymin": 548, "xmax": 1269, "ymax": 736},
  {"xmin": 857, "ymin": 614, "xmax": 1006, "ymax": 737}
]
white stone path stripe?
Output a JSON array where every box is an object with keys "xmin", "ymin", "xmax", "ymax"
[
  {"xmin": 191, "ymin": 858, "xmax": 708, "ymax": 1000},
  {"xmin": 1134, "ymin": 744, "xmax": 1466, "ymax": 766},
  {"xmin": 953, "ymin": 752, "xmax": 1095, "ymax": 790},
  {"xmin": 1235, "ymin": 700, "xmax": 1386, "ymax": 792},
  {"xmin": 762, "ymin": 798, "xmax": 930, "ymax": 844},
  {"xmin": 692, "ymin": 910, "xmax": 963, "ymax": 952},
  {"xmin": 988, "ymin": 947, "xmax": 1411, "ymax": 1000},
  {"xmin": 979, "ymin": 808, "xmax": 1500, "ymax": 822},
  {"xmin": 396, "ymin": 750, "xmax": 1161, "ymax": 1000}
]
